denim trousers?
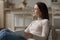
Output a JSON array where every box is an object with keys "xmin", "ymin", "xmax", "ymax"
[{"xmin": 0, "ymin": 29, "xmax": 26, "ymax": 40}]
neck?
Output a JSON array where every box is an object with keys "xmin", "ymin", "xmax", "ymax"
[{"xmin": 37, "ymin": 17, "xmax": 42, "ymax": 20}]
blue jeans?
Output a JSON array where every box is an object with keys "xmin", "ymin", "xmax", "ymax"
[{"xmin": 0, "ymin": 29, "xmax": 26, "ymax": 40}]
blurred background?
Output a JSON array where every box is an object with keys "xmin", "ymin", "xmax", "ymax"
[{"xmin": 0, "ymin": 0, "xmax": 60, "ymax": 40}]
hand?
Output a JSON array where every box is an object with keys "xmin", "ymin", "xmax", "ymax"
[{"xmin": 24, "ymin": 32, "xmax": 33, "ymax": 38}]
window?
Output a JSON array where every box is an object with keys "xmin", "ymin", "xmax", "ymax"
[{"xmin": 14, "ymin": 14, "xmax": 33, "ymax": 27}]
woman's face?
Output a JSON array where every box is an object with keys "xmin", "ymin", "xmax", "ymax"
[{"xmin": 32, "ymin": 4, "xmax": 41, "ymax": 17}]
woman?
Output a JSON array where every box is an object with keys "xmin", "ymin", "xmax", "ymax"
[{"xmin": 24, "ymin": 2, "xmax": 49, "ymax": 40}]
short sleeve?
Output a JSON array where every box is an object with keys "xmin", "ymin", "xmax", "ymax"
[{"xmin": 41, "ymin": 19, "xmax": 49, "ymax": 37}]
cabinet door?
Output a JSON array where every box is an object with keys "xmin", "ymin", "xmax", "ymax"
[{"xmin": 54, "ymin": 19, "xmax": 60, "ymax": 28}]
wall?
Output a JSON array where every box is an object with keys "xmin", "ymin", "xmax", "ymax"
[
  {"xmin": 0, "ymin": 0, "xmax": 4, "ymax": 28},
  {"xmin": 40, "ymin": 0, "xmax": 51, "ymax": 7},
  {"xmin": 13, "ymin": 0, "xmax": 51, "ymax": 8}
]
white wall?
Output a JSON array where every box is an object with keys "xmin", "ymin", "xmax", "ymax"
[
  {"xmin": 13, "ymin": 0, "xmax": 51, "ymax": 8},
  {"xmin": 13, "ymin": 0, "xmax": 41, "ymax": 8},
  {"xmin": 13, "ymin": 0, "xmax": 22, "ymax": 8}
]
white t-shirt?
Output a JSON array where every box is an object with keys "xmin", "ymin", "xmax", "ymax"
[{"xmin": 25, "ymin": 19, "xmax": 49, "ymax": 40}]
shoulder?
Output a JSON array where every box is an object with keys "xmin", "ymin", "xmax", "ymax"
[
  {"xmin": 42, "ymin": 19, "xmax": 48, "ymax": 24},
  {"xmin": 31, "ymin": 20, "xmax": 37, "ymax": 23},
  {"xmin": 42, "ymin": 19, "xmax": 48, "ymax": 22}
]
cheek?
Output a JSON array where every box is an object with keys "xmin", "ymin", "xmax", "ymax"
[
  {"xmin": 32, "ymin": 10, "xmax": 40, "ymax": 16},
  {"xmin": 32, "ymin": 11, "xmax": 37, "ymax": 16},
  {"xmin": 35, "ymin": 10, "xmax": 40, "ymax": 15},
  {"xmin": 34, "ymin": 10, "xmax": 37, "ymax": 14},
  {"xmin": 33, "ymin": 10, "xmax": 37, "ymax": 16}
]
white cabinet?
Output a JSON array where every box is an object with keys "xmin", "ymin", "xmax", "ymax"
[{"xmin": 52, "ymin": 7, "xmax": 60, "ymax": 28}]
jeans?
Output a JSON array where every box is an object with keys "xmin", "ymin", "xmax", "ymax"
[{"xmin": 0, "ymin": 29, "xmax": 26, "ymax": 40}]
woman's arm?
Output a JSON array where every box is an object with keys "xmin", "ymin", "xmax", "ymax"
[
  {"xmin": 24, "ymin": 22, "xmax": 33, "ymax": 38},
  {"xmin": 41, "ymin": 20, "xmax": 49, "ymax": 37},
  {"xmin": 24, "ymin": 32, "xmax": 33, "ymax": 38}
]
